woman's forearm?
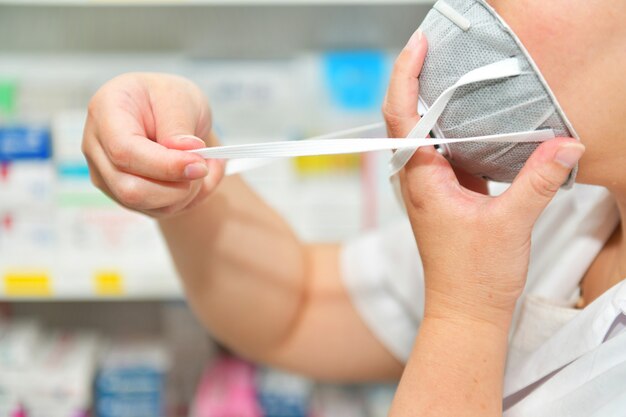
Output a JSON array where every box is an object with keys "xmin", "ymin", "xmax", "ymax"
[
  {"xmin": 158, "ymin": 174, "xmax": 310, "ymax": 359},
  {"xmin": 389, "ymin": 309, "xmax": 512, "ymax": 417}
]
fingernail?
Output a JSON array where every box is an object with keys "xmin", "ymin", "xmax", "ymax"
[
  {"xmin": 176, "ymin": 135, "xmax": 206, "ymax": 147},
  {"xmin": 406, "ymin": 29, "xmax": 423, "ymax": 49},
  {"xmin": 184, "ymin": 162, "xmax": 208, "ymax": 179},
  {"xmin": 554, "ymin": 143, "xmax": 585, "ymax": 169}
]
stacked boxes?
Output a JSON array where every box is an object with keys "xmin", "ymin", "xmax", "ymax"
[
  {"xmin": 0, "ymin": 123, "xmax": 56, "ymax": 297},
  {"xmin": 95, "ymin": 340, "xmax": 170, "ymax": 417},
  {"xmin": 256, "ymin": 368, "xmax": 313, "ymax": 417}
]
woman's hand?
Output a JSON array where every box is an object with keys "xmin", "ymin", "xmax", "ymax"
[
  {"xmin": 82, "ymin": 73, "xmax": 225, "ymax": 218},
  {"xmin": 383, "ymin": 31, "xmax": 585, "ymax": 326},
  {"xmin": 385, "ymin": 29, "xmax": 585, "ymax": 417}
]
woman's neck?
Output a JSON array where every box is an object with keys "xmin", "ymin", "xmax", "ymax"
[
  {"xmin": 579, "ymin": 191, "xmax": 626, "ymax": 307},
  {"xmin": 615, "ymin": 194, "xmax": 626, "ymax": 278}
]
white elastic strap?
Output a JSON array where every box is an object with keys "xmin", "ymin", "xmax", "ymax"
[
  {"xmin": 224, "ymin": 121, "xmax": 387, "ymax": 175},
  {"xmin": 433, "ymin": 0, "xmax": 472, "ymax": 31},
  {"xmin": 191, "ymin": 129, "xmax": 553, "ymax": 160},
  {"xmin": 388, "ymin": 57, "xmax": 523, "ymax": 176}
]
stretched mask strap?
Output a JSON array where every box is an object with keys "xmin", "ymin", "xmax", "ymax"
[
  {"xmin": 225, "ymin": 121, "xmax": 387, "ymax": 175},
  {"xmin": 190, "ymin": 130, "xmax": 553, "ymax": 160},
  {"xmin": 189, "ymin": 58, "xmax": 551, "ymax": 178}
]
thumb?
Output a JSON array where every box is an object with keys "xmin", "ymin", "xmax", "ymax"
[
  {"xmin": 382, "ymin": 29, "xmax": 428, "ymax": 138},
  {"xmin": 501, "ymin": 138, "xmax": 585, "ymax": 224}
]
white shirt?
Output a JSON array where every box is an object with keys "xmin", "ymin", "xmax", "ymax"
[{"xmin": 340, "ymin": 183, "xmax": 624, "ymax": 415}]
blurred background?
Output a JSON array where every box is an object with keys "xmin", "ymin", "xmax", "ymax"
[{"xmin": 0, "ymin": 1, "xmax": 432, "ymax": 416}]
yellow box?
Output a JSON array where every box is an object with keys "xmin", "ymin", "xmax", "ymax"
[
  {"xmin": 4, "ymin": 272, "xmax": 52, "ymax": 297},
  {"xmin": 94, "ymin": 271, "xmax": 124, "ymax": 297},
  {"xmin": 294, "ymin": 154, "xmax": 361, "ymax": 175}
]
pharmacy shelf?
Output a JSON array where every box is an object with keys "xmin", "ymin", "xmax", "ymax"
[
  {"xmin": 0, "ymin": 0, "xmax": 433, "ymax": 5},
  {"xmin": 0, "ymin": 293, "xmax": 184, "ymax": 302},
  {"xmin": 0, "ymin": 271, "xmax": 184, "ymax": 301}
]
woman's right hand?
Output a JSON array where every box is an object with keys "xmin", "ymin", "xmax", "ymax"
[{"xmin": 82, "ymin": 73, "xmax": 225, "ymax": 218}]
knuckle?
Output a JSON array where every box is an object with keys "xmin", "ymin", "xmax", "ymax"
[
  {"xmin": 114, "ymin": 177, "xmax": 144, "ymax": 207},
  {"xmin": 382, "ymin": 110, "xmax": 404, "ymax": 136},
  {"xmin": 381, "ymin": 101, "xmax": 395, "ymax": 120},
  {"xmin": 107, "ymin": 141, "xmax": 130, "ymax": 170},
  {"xmin": 80, "ymin": 138, "xmax": 92, "ymax": 159},
  {"xmin": 165, "ymin": 157, "xmax": 186, "ymax": 179},
  {"xmin": 82, "ymin": 151, "xmax": 103, "ymax": 190},
  {"xmin": 87, "ymin": 85, "xmax": 115, "ymax": 120},
  {"xmin": 80, "ymin": 138, "xmax": 88, "ymax": 155},
  {"xmin": 86, "ymin": 96, "xmax": 99, "ymax": 121},
  {"xmin": 528, "ymin": 170, "xmax": 560, "ymax": 199},
  {"xmin": 89, "ymin": 172, "xmax": 105, "ymax": 191},
  {"xmin": 84, "ymin": 162, "xmax": 102, "ymax": 189}
]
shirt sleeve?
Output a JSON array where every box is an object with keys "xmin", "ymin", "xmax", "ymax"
[{"xmin": 339, "ymin": 218, "xmax": 425, "ymax": 363}]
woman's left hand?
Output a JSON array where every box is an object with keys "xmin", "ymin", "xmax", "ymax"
[{"xmin": 383, "ymin": 30, "xmax": 586, "ymax": 327}]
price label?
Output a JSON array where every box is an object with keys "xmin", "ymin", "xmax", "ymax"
[
  {"xmin": 4, "ymin": 272, "xmax": 52, "ymax": 297},
  {"xmin": 94, "ymin": 271, "xmax": 124, "ymax": 296}
]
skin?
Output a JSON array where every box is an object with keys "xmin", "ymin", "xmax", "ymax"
[
  {"xmin": 81, "ymin": 0, "xmax": 626, "ymax": 413},
  {"xmin": 83, "ymin": 73, "xmax": 403, "ymax": 381},
  {"xmin": 489, "ymin": 0, "xmax": 626, "ymax": 305},
  {"xmin": 387, "ymin": 1, "xmax": 626, "ymax": 413},
  {"xmin": 385, "ymin": 30, "xmax": 582, "ymax": 417}
]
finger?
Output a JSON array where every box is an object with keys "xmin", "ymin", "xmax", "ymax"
[
  {"xmin": 88, "ymin": 75, "xmax": 211, "ymax": 182},
  {"xmin": 82, "ymin": 121, "xmax": 113, "ymax": 196},
  {"xmin": 88, "ymin": 141, "xmax": 203, "ymax": 212},
  {"xmin": 99, "ymin": 129, "xmax": 210, "ymax": 182},
  {"xmin": 400, "ymin": 146, "xmax": 462, "ymax": 211},
  {"xmin": 203, "ymin": 157, "xmax": 226, "ymax": 194},
  {"xmin": 499, "ymin": 138, "xmax": 585, "ymax": 224},
  {"xmin": 382, "ymin": 29, "xmax": 428, "ymax": 138},
  {"xmin": 85, "ymin": 156, "xmax": 116, "ymax": 202},
  {"xmin": 181, "ymin": 158, "xmax": 226, "ymax": 210}
]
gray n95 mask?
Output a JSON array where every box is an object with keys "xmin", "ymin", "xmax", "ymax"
[{"xmin": 397, "ymin": 0, "xmax": 579, "ymax": 185}]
